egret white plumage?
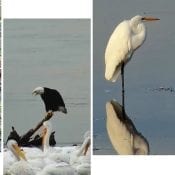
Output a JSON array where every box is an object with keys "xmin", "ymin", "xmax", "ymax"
[
  {"xmin": 105, "ymin": 15, "xmax": 159, "ymax": 116},
  {"xmin": 106, "ymin": 100, "xmax": 149, "ymax": 155},
  {"xmin": 5, "ymin": 138, "xmax": 76, "ymax": 175},
  {"xmin": 32, "ymin": 87, "xmax": 67, "ymax": 114}
]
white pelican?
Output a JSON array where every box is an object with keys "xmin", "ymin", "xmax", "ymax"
[
  {"xmin": 36, "ymin": 120, "xmax": 78, "ymax": 175},
  {"xmin": 105, "ymin": 15, "xmax": 159, "ymax": 116},
  {"xmin": 106, "ymin": 100, "xmax": 149, "ymax": 155},
  {"xmin": 41, "ymin": 120, "xmax": 76, "ymax": 163},
  {"xmin": 42, "ymin": 121, "xmax": 91, "ymax": 174},
  {"xmin": 70, "ymin": 131, "xmax": 91, "ymax": 175},
  {"xmin": 4, "ymin": 121, "xmax": 90, "ymax": 175},
  {"xmin": 5, "ymin": 139, "xmax": 36, "ymax": 175}
]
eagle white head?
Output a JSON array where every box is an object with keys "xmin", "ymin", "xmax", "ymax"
[{"xmin": 32, "ymin": 87, "xmax": 44, "ymax": 95}]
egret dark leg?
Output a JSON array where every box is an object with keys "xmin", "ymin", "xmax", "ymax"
[{"xmin": 121, "ymin": 62, "xmax": 126, "ymax": 118}]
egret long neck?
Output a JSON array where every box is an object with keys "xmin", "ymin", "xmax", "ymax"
[{"xmin": 130, "ymin": 21, "xmax": 146, "ymax": 50}]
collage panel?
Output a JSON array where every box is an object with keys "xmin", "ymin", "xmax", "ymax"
[
  {"xmin": 3, "ymin": 19, "xmax": 91, "ymax": 174},
  {"xmin": 1, "ymin": 0, "xmax": 175, "ymax": 174},
  {"xmin": 93, "ymin": 0, "xmax": 175, "ymax": 155}
]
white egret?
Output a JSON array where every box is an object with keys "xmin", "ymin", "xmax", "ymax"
[
  {"xmin": 106, "ymin": 100, "xmax": 149, "ymax": 155},
  {"xmin": 105, "ymin": 15, "xmax": 159, "ymax": 116}
]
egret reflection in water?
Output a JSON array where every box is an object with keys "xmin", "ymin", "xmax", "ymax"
[{"xmin": 106, "ymin": 100, "xmax": 149, "ymax": 155}]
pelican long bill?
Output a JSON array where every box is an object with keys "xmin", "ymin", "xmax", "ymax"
[{"xmin": 12, "ymin": 144, "xmax": 27, "ymax": 161}]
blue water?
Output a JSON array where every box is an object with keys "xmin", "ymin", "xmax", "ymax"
[
  {"xmin": 93, "ymin": 0, "xmax": 175, "ymax": 154},
  {"xmin": 4, "ymin": 19, "xmax": 90, "ymax": 145}
]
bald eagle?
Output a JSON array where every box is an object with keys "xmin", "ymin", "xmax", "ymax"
[{"xmin": 32, "ymin": 87, "xmax": 67, "ymax": 114}]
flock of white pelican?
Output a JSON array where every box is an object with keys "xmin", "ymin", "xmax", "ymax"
[{"xmin": 4, "ymin": 120, "xmax": 91, "ymax": 175}]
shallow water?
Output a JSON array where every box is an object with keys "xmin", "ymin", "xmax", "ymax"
[
  {"xmin": 93, "ymin": 0, "xmax": 175, "ymax": 154},
  {"xmin": 4, "ymin": 19, "xmax": 90, "ymax": 145}
]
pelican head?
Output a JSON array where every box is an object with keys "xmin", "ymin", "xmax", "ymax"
[
  {"xmin": 32, "ymin": 86, "xmax": 44, "ymax": 96},
  {"xmin": 83, "ymin": 131, "xmax": 91, "ymax": 155},
  {"xmin": 7, "ymin": 139, "xmax": 27, "ymax": 161},
  {"xmin": 83, "ymin": 131, "xmax": 90, "ymax": 140},
  {"xmin": 83, "ymin": 136, "xmax": 91, "ymax": 156}
]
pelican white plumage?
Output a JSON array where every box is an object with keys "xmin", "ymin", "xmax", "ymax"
[
  {"xmin": 25, "ymin": 120, "xmax": 76, "ymax": 174},
  {"xmin": 5, "ymin": 139, "xmax": 36, "ymax": 175},
  {"xmin": 7, "ymin": 161, "xmax": 36, "ymax": 175},
  {"xmin": 36, "ymin": 120, "xmax": 81, "ymax": 175},
  {"xmin": 105, "ymin": 15, "xmax": 159, "ymax": 115},
  {"xmin": 69, "ymin": 133, "xmax": 90, "ymax": 165},
  {"xmin": 70, "ymin": 131, "xmax": 91, "ymax": 175},
  {"xmin": 106, "ymin": 100, "xmax": 149, "ymax": 155},
  {"xmin": 41, "ymin": 121, "xmax": 91, "ymax": 165},
  {"xmin": 4, "ymin": 122, "xmax": 76, "ymax": 175},
  {"xmin": 6, "ymin": 140, "xmax": 27, "ymax": 161},
  {"xmin": 37, "ymin": 162, "xmax": 77, "ymax": 175},
  {"xmin": 17, "ymin": 121, "xmax": 55, "ymax": 169},
  {"xmin": 41, "ymin": 120, "xmax": 76, "ymax": 163},
  {"xmin": 4, "ymin": 121, "xmax": 90, "ymax": 175}
]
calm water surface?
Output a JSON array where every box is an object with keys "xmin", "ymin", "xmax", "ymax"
[
  {"xmin": 4, "ymin": 19, "xmax": 90, "ymax": 146},
  {"xmin": 93, "ymin": 0, "xmax": 175, "ymax": 154}
]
